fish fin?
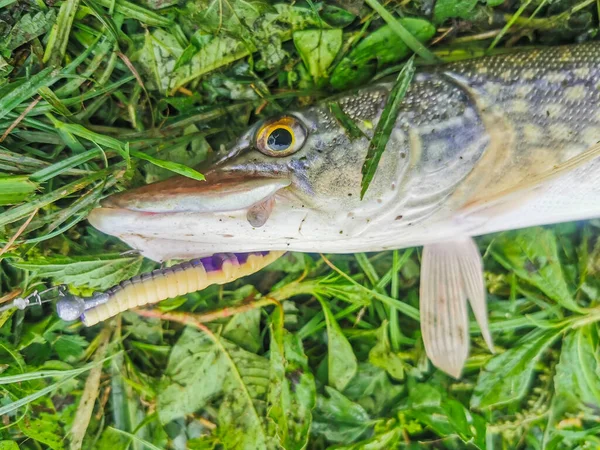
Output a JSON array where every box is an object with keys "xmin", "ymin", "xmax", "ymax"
[
  {"xmin": 462, "ymin": 141, "xmax": 600, "ymax": 213},
  {"xmin": 420, "ymin": 237, "xmax": 492, "ymax": 378}
]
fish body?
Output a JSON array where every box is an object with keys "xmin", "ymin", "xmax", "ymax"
[{"xmin": 87, "ymin": 42, "xmax": 600, "ymax": 376}]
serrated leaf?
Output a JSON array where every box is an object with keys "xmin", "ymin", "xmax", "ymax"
[
  {"xmin": 490, "ymin": 228, "xmax": 584, "ymax": 313},
  {"xmin": 471, "ymin": 327, "xmax": 563, "ymax": 409},
  {"xmin": 318, "ymin": 297, "xmax": 357, "ymax": 391},
  {"xmin": 52, "ymin": 334, "xmax": 88, "ymax": 362},
  {"xmin": 11, "ymin": 254, "xmax": 143, "ymax": 291}
]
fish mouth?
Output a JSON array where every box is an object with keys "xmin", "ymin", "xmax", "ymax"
[
  {"xmin": 87, "ymin": 168, "xmax": 292, "ymax": 261},
  {"xmin": 98, "ymin": 171, "xmax": 291, "ymax": 214}
]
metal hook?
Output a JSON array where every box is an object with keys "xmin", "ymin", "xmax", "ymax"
[{"xmin": 0, "ymin": 285, "xmax": 68, "ymax": 313}]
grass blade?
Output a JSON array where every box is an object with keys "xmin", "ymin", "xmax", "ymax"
[{"xmin": 360, "ymin": 56, "xmax": 415, "ymax": 199}]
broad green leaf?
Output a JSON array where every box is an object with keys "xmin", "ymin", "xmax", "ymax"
[
  {"xmin": 0, "ymin": 175, "xmax": 38, "ymax": 205},
  {"xmin": 312, "ymin": 387, "xmax": 372, "ymax": 443},
  {"xmin": 320, "ymin": 4, "xmax": 357, "ymax": 27},
  {"xmin": 160, "ymin": 327, "xmax": 270, "ymax": 449},
  {"xmin": 318, "ymin": 297, "xmax": 357, "ymax": 391},
  {"xmin": 293, "ymin": 29, "xmax": 343, "ymax": 84},
  {"xmin": 471, "ymin": 327, "xmax": 563, "ymax": 409},
  {"xmin": 490, "ymin": 228, "xmax": 584, "ymax": 313},
  {"xmin": 214, "ymin": 352, "xmax": 271, "ymax": 449},
  {"xmin": 52, "ymin": 334, "xmax": 88, "ymax": 362},
  {"xmin": 332, "ymin": 428, "xmax": 402, "ymax": 450},
  {"xmin": 331, "ymin": 19, "xmax": 435, "ymax": 89},
  {"xmin": 404, "ymin": 384, "xmax": 485, "ymax": 448},
  {"xmin": 0, "ymin": 442, "xmax": 19, "ymax": 450},
  {"xmin": 158, "ymin": 328, "xmax": 230, "ymax": 423},
  {"xmin": 186, "ymin": 0, "xmax": 272, "ymax": 37},
  {"xmin": 343, "ymin": 363, "xmax": 404, "ymax": 416},
  {"xmin": 360, "ymin": 56, "xmax": 415, "ymax": 199},
  {"xmin": 267, "ymin": 311, "xmax": 316, "ymax": 450},
  {"xmin": 363, "ymin": 0, "xmax": 437, "ymax": 63},
  {"xmin": 223, "ymin": 309, "xmax": 262, "ymax": 353},
  {"xmin": 18, "ymin": 412, "xmax": 65, "ymax": 450},
  {"xmin": 11, "ymin": 254, "xmax": 144, "ymax": 291},
  {"xmin": 368, "ymin": 322, "xmax": 405, "ymax": 380},
  {"xmin": 433, "ymin": 0, "xmax": 479, "ymax": 24},
  {"xmin": 553, "ymin": 325, "xmax": 600, "ymax": 418}
]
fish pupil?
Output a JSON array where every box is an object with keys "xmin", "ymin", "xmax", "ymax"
[{"xmin": 267, "ymin": 128, "xmax": 292, "ymax": 151}]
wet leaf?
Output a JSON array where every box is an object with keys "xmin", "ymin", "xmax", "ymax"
[{"xmin": 471, "ymin": 327, "xmax": 563, "ymax": 409}]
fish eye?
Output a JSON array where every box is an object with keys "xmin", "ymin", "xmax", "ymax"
[{"xmin": 255, "ymin": 115, "xmax": 307, "ymax": 157}]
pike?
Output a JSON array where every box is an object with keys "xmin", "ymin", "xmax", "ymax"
[{"xmin": 56, "ymin": 42, "xmax": 600, "ymax": 378}]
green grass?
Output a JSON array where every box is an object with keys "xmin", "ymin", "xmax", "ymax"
[{"xmin": 1, "ymin": 0, "xmax": 600, "ymax": 449}]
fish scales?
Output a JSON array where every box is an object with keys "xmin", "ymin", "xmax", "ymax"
[{"xmin": 80, "ymin": 42, "xmax": 600, "ymax": 376}]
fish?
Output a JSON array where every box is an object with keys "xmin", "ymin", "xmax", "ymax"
[{"xmin": 85, "ymin": 42, "xmax": 600, "ymax": 378}]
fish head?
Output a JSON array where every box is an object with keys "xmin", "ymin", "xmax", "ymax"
[{"xmin": 88, "ymin": 84, "xmax": 418, "ymax": 261}]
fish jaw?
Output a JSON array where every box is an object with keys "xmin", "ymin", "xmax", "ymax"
[{"xmin": 99, "ymin": 172, "xmax": 291, "ymax": 214}]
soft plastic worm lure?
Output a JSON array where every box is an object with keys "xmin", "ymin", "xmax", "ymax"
[{"xmin": 3, "ymin": 251, "xmax": 284, "ymax": 326}]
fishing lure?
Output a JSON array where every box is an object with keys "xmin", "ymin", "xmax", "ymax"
[{"xmin": 2, "ymin": 252, "xmax": 283, "ymax": 326}]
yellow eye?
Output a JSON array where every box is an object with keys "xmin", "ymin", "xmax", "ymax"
[{"xmin": 255, "ymin": 115, "xmax": 307, "ymax": 157}]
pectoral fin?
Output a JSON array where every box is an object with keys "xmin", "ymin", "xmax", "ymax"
[{"xmin": 420, "ymin": 237, "xmax": 493, "ymax": 378}]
